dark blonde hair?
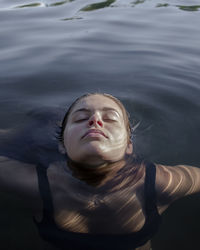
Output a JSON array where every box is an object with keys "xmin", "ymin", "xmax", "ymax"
[{"xmin": 58, "ymin": 93, "xmax": 133, "ymax": 144}]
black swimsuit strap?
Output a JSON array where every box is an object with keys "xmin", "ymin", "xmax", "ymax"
[
  {"xmin": 35, "ymin": 161, "xmax": 161, "ymax": 250},
  {"xmin": 144, "ymin": 161, "xmax": 159, "ymax": 218},
  {"xmin": 36, "ymin": 165, "xmax": 54, "ymax": 221},
  {"xmin": 36, "ymin": 161, "xmax": 158, "ymax": 222}
]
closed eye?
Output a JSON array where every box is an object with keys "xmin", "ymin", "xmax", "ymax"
[
  {"xmin": 74, "ymin": 118, "xmax": 88, "ymax": 123},
  {"xmin": 104, "ymin": 118, "xmax": 117, "ymax": 122}
]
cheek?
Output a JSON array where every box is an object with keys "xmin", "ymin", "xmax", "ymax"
[
  {"xmin": 111, "ymin": 126, "xmax": 128, "ymax": 142},
  {"xmin": 63, "ymin": 126, "xmax": 79, "ymax": 150}
]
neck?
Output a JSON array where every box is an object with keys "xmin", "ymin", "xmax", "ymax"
[{"xmin": 67, "ymin": 158, "xmax": 126, "ymax": 187}]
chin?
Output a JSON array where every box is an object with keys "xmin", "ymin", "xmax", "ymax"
[
  {"xmin": 81, "ymin": 150, "xmax": 125, "ymax": 165},
  {"xmin": 83, "ymin": 141, "xmax": 106, "ymax": 153}
]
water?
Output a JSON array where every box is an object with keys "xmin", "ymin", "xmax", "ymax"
[{"xmin": 0, "ymin": 0, "xmax": 200, "ymax": 249}]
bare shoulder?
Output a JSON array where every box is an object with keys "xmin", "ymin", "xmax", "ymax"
[{"xmin": 155, "ymin": 163, "xmax": 200, "ymax": 209}]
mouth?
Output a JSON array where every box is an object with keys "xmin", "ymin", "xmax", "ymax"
[{"xmin": 82, "ymin": 129, "xmax": 108, "ymax": 139}]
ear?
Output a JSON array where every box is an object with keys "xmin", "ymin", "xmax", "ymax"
[
  {"xmin": 58, "ymin": 142, "xmax": 66, "ymax": 154},
  {"xmin": 126, "ymin": 141, "xmax": 133, "ymax": 155}
]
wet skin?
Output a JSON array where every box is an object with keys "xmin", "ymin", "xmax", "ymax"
[{"xmin": 63, "ymin": 94, "xmax": 133, "ymax": 166}]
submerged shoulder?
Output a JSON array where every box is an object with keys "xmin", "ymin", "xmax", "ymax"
[
  {"xmin": 0, "ymin": 155, "xmax": 36, "ymax": 171},
  {"xmin": 0, "ymin": 155, "xmax": 39, "ymax": 199}
]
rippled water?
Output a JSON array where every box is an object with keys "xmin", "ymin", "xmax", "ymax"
[{"xmin": 0, "ymin": 0, "xmax": 200, "ymax": 249}]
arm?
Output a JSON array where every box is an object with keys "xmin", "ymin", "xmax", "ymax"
[
  {"xmin": 155, "ymin": 163, "xmax": 200, "ymax": 211},
  {"xmin": 0, "ymin": 156, "xmax": 39, "ymax": 199}
]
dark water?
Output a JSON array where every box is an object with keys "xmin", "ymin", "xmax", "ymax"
[{"xmin": 0, "ymin": 0, "xmax": 200, "ymax": 249}]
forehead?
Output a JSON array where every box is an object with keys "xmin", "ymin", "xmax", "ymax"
[{"xmin": 71, "ymin": 95, "xmax": 123, "ymax": 115}]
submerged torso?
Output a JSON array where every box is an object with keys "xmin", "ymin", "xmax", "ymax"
[
  {"xmin": 37, "ymin": 161, "xmax": 147, "ymax": 234},
  {"xmin": 34, "ymin": 160, "xmax": 161, "ymax": 250}
]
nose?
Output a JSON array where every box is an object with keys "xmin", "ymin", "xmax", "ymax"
[{"xmin": 88, "ymin": 114, "xmax": 103, "ymax": 127}]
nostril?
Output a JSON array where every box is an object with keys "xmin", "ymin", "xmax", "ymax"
[
  {"xmin": 89, "ymin": 121, "xmax": 93, "ymax": 126},
  {"xmin": 97, "ymin": 121, "xmax": 103, "ymax": 127}
]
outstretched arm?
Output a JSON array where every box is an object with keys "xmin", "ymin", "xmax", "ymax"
[
  {"xmin": 155, "ymin": 163, "xmax": 200, "ymax": 211},
  {"xmin": 0, "ymin": 156, "xmax": 39, "ymax": 199}
]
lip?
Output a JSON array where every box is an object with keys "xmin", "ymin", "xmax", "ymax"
[{"xmin": 82, "ymin": 129, "xmax": 108, "ymax": 139}]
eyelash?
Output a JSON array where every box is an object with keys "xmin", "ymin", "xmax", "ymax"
[
  {"xmin": 75, "ymin": 118, "xmax": 117, "ymax": 123},
  {"xmin": 104, "ymin": 118, "xmax": 117, "ymax": 122},
  {"xmin": 75, "ymin": 118, "xmax": 88, "ymax": 123}
]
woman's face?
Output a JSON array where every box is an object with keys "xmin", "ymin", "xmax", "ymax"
[{"xmin": 63, "ymin": 95, "xmax": 133, "ymax": 166}]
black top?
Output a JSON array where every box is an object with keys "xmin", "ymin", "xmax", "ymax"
[{"xmin": 34, "ymin": 162, "xmax": 161, "ymax": 250}]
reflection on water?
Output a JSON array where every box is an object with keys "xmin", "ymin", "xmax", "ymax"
[
  {"xmin": 14, "ymin": 0, "xmax": 117, "ymax": 11},
  {"xmin": 177, "ymin": 5, "xmax": 200, "ymax": 11},
  {"xmin": 48, "ymin": 0, "xmax": 75, "ymax": 7},
  {"xmin": 15, "ymin": 0, "xmax": 74, "ymax": 8},
  {"xmin": 156, "ymin": 3, "xmax": 169, "ymax": 7},
  {"xmin": 132, "ymin": 0, "xmax": 146, "ymax": 6},
  {"xmin": 156, "ymin": 3, "xmax": 200, "ymax": 11},
  {"xmin": 61, "ymin": 16, "xmax": 83, "ymax": 21},
  {"xmin": 80, "ymin": 0, "xmax": 116, "ymax": 11},
  {"xmin": 3, "ymin": 0, "xmax": 200, "ymax": 12},
  {"xmin": 15, "ymin": 2, "xmax": 42, "ymax": 8}
]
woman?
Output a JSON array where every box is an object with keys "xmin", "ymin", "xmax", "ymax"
[{"xmin": 0, "ymin": 93, "xmax": 200, "ymax": 250}]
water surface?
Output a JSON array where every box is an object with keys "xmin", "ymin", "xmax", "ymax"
[{"xmin": 0, "ymin": 0, "xmax": 200, "ymax": 249}]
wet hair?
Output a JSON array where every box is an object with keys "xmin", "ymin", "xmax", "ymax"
[{"xmin": 57, "ymin": 93, "xmax": 133, "ymax": 145}]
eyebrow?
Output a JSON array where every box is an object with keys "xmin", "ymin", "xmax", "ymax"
[{"xmin": 71, "ymin": 107, "xmax": 121, "ymax": 116}]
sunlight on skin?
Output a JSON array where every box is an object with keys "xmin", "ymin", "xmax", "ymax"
[
  {"xmin": 156, "ymin": 164, "xmax": 200, "ymax": 205},
  {"xmin": 63, "ymin": 94, "xmax": 133, "ymax": 166}
]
